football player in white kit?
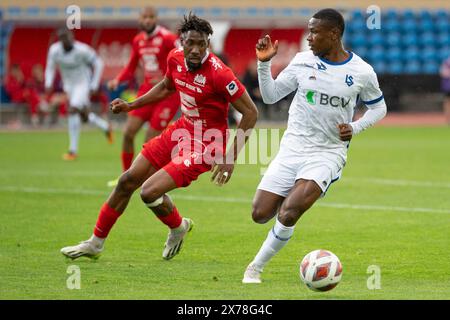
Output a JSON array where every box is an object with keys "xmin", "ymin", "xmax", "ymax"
[
  {"xmin": 45, "ymin": 28, "xmax": 113, "ymax": 160},
  {"xmin": 242, "ymin": 9, "xmax": 387, "ymax": 283}
]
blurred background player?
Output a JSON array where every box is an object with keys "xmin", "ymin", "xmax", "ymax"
[
  {"xmin": 242, "ymin": 9, "xmax": 387, "ymax": 284},
  {"xmin": 107, "ymin": 6, "xmax": 180, "ymax": 186},
  {"xmin": 60, "ymin": 13, "xmax": 258, "ymax": 262},
  {"xmin": 45, "ymin": 28, "xmax": 113, "ymax": 161}
]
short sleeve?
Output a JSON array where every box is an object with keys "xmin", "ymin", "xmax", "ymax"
[
  {"xmin": 215, "ymin": 66, "xmax": 246, "ymax": 103},
  {"xmin": 360, "ymin": 69, "xmax": 384, "ymax": 107},
  {"xmin": 165, "ymin": 49, "xmax": 177, "ymax": 82}
]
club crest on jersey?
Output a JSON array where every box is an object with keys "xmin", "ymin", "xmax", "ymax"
[
  {"xmin": 152, "ymin": 37, "xmax": 162, "ymax": 46},
  {"xmin": 194, "ymin": 74, "xmax": 206, "ymax": 86},
  {"xmin": 317, "ymin": 62, "xmax": 327, "ymax": 71},
  {"xmin": 345, "ymin": 75, "xmax": 354, "ymax": 87},
  {"xmin": 177, "ymin": 65, "xmax": 182, "ymax": 72},
  {"xmin": 226, "ymin": 81, "xmax": 238, "ymax": 96}
]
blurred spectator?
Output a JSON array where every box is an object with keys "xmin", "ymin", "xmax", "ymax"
[
  {"xmin": 440, "ymin": 56, "xmax": 450, "ymax": 124},
  {"xmin": 27, "ymin": 64, "xmax": 67, "ymax": 126},
  {"xmin": 5, "ymin": 64, "xmax": 40, "ymax": 126},
  {"xmin": 242, "ymin": 58, "xmax": 267, "ymax": 119}
]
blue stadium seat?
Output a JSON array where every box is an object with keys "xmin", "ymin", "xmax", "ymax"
[
  {"xmin": 402, "ymin": 9, "xmax": 416, "ymax": 20},
  {"xmin": 384, "ymin": 19, "xmax": 401, "ymax": 33},
  {"xmin": 404, "ymin": 60, "xmax": 422, "ymax": 74},
  {"xmin": 349, "ymin": 31, "xmax": 367, "ymax": 48},
  {"xmin": 422, "ymin": 46, "xmax": 438, "ymax": 61},
  {"xmin": 402, "ymin": 33, "xmax": 419, "ymax": 48},
  {"xmin": 368, "ymin": 31, "xmax": 384, "ymax": 47},
  {"xmin": 437, "ymin": 33, "xmax": 450, "ymax": 47},
  {"xmin": 419, "ymin": 32, "xmax": 436, "ymax": 47},
  {"xmin": 347, "ymin": 18, "xmax": 366, "ymax": 34},
  {"xmin": 367, "ymin": 45, "xmax": 384, "ymax": 62},
  {"xmin": 387, "ymin": 61, "xmax": 403, "ymax": 74},
  {"xmin": 400, "ymin": 17, "xmax": 418, "ymax": 33},
  {"xmin": 383, "ymin": 8, "xmax": 399, "ymax": 21},
  {"xmin": 353, "ymin": 46, "xmax": 368, "ymax": 60},
  {"xmin": 386, "ymin": 32, "xmax": 401, "ymax": 48},
  {"xmin": 435, "ymin": 9, "xmax": 449, "ymax": 20},
  {"xmin": 44, "ymin": 7, "xmax": 60, "ymax": 16},
  {"xmin": 418, "ymin": 19, "xmax": 435, "ymax": 33},
  {"xmin": 419, "ymin": 9, "xmax": 433, "ymax": 21},
  {"xmin": 351, "ymin": 9, "xmax": 365, "ymax": 20},
  {"xmin": 210, "ymin": 7, "xmax": 224, "ymax": 17},
  {"xmin": 438, "ymin": 47, "xmax": 450, "ymax": 62},
  {"xmin": 372, "ymin": 60, "xmax": 387, "ymax": 74},
  {"xmin": 422, "ymin": 61, "xmax": 439, "ymax": 74},
  {"xmin": 25, "ymin": 7, "xmax": 40, "ymax": 16},
  {"xmin": 405, "ymin": 46, "xmax": 420, "ymax": 61},
  {"xmin": 386, "ymin": 47, "xmax": 402, "ymax": 62},
  {"xmin": 436, "ymin": 19, "xmax": 449, "ymax": 33}
]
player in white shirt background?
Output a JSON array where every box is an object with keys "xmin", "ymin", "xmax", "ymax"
[
  {"xmin": 45, "ymin": 28, "xmax": 113, "ymax": 160},
  {"xmin": 242, "ymin": 8, "xmax": 387, "ymax": 284}
]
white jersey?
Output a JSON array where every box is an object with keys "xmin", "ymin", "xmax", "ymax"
[
  {"xmin": 258, "ymin": 50, "xmax": 384, "ymax": 165},
  {"xmin": 45, "ymin": 40, "xmax": 104, "ymax": 93}
]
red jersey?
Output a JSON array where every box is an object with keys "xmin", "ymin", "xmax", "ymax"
[
  {"xmin": 116, "ymin": 26, "xmax": 178, "ymax": 85},
  {"xmin": 165, "ymin": 49, "xmax": 246, "ymax": 133}
]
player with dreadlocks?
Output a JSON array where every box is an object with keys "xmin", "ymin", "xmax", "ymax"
[{"xmin": 60, "ymin": 13, "xmax": 258, "ymax": 261}]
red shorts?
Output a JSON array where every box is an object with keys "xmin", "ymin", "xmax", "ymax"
[
  {"xmin": 129, "ymin": 82, "xmax": 180, "ymax": 131},
  {"xmin": 141, "ymin": 119, "xmax": 225, "ymax": 187}
]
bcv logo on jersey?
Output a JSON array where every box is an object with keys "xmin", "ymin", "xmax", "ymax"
[{"xmin": 305, "ymin": 89, "xmax": 351, "ymax": 108}]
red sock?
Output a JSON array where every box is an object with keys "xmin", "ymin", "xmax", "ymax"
[
  {"xmin": 157, "ymin": 206, "xmax": 183, "ymax": 229},
  {"xmin": 121, "ymin": 152, "xmax": 134, "ymax": 172},
  {"xmin": 93, "ymin": 203, "xmax": 122, "ymax": 238}
]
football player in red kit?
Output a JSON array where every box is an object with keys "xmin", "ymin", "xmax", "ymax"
[
  {"xmin": 107, "ymin": 7, "xmax": 180, "ymax": 186},
  {"xmin": 61, "ymin": 13, "xmax": 259, "ymax": 261}
]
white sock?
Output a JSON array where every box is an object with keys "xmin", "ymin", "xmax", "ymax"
[
  {"xmin": 252, "ymin": 218, "xmax": 295, "ymax": 271},
  {"xmin": 88, "ymin": 112, "xmax": 109, "ymax": 131},
  {"xmin": 68, "ymin": 114, "xmax": 81, "ymax": 153},
  {"xmin": 89, "ymin": 234, "xmax": 105, "ymax": 248}
]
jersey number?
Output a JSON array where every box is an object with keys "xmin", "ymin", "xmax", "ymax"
[{"xmin": 180, "ymin": 92, "xmax": 199, "ymax": 117}]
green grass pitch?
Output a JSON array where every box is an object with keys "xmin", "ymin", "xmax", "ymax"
[{"xmin": 0, "ymin": 126, "xmax": 449, "ymax": 299}]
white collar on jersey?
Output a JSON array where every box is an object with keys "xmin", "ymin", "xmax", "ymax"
[{"xmin": 184, "ymin": 49, "xmax": 210, "ymax": 70}]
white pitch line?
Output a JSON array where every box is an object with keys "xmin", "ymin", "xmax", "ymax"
[
  {"xmin": 1, "ymin": 185, "xmax": 449, "ymax": 215},
  {"xmin": 1, "ymin": 171, "xmax": 450, "ymax": 189}
]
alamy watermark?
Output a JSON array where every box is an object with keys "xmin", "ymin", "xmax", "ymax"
[
  {"xmin": 367, "ymin": 265, "xmax": 381, "ymax": 290},
  {"xmin": 66, "ymin": 5, "xmax": 81, "ymax": 30},
  {"xmin": 66, "ymin": 265, "xmax": 81, "ymax": 289},
  {"xmin": 366, "ymin": 5, "xmax": 381, "ymax": 30}
]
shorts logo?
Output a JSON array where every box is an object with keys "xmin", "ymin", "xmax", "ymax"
[
  {"xmin": 226, "ymin": 81, "xmax": 238, "ymax": 96},
  {"xmin": 322, "ymin": 180, "xmax": 328, "ymax": 187}
]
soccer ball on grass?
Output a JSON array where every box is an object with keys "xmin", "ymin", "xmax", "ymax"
[{"xmin": 299, "ymin": 249, "xmax": 342, "ymax": 292}]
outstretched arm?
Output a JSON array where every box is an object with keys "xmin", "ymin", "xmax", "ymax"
[
  {"xmin": 110, "ymin": 77, "xmax": 176, "ymax": 113},
  {"xmin": 256, "ymin": 35, "xmax": 298, "ymax": 104}
]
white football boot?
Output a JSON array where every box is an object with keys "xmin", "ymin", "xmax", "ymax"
[
  {"xmin": 242, "ymin": 262, "xmax": 263, "ymax": 284},
  {"xmin": 162, "ymin": 218, "xmax": 194, "ymax": 260},
  {"xmin": 60, "ymin": 238, "xmax": 103, "ymax": 260}
]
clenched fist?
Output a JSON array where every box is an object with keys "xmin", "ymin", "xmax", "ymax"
[{"xmin": 110, "ymin": 98, "xmax": 131, "ymax": 114}]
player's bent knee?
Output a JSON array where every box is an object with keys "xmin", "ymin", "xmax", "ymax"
[
  {"xmin": 278, "ymin": 208, "xmax": 302, "ymax": 227},
  {"xmin": 251, "ymin": 205, "xmax": 274, "ymax": 224},
  {"xmin": 140, "ymin": 186, "xmax": 164, "ymax": 205},
  {"xmin": 116, "ymin": 172, "xmax": 140, "ymax": 194}
]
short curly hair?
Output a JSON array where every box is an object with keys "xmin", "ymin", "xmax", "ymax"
[{"xmin": 178, "ymin": 12, "xmax": 213, "ymax": 37}]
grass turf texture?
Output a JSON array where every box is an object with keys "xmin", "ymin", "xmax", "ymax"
[{"xmin": 0, "ymin": 127, "xmax": 449, "ymax": 299}]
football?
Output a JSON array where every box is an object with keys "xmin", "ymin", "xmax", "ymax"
[{"xmin": 299, "ymin": 249, "xmax": 343, "ymax": 292}]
